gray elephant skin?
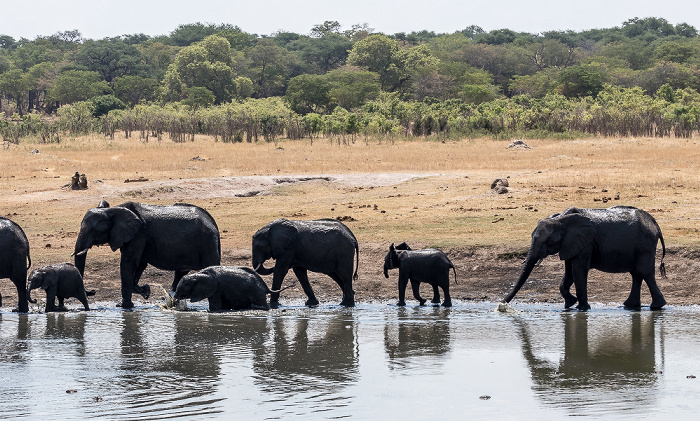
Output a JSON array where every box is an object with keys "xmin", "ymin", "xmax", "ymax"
[
  {"xmin": 252, "ymin": 218, "xmax": 359, "ymax": 308},
  {"xmin": 27, "ymin": 263, "xmax": 95, "ymax": 312},
  {"xmin": 74, "ymin": 201, "xmax": 221, "ymax": 308},
  {"xmin": 503, "ymin": 206, "xmax": 667, "ymax": 310},
  {"xmin": 174, "ymin": 266, "xmax": 292, "ymax": 311},
  {"xmin": 384, "ymin": 242, "xmax": 456, "ymax": 307},
  {"xmin": 0, "ymin": 217, "xmax": 31, "ymax": 312}
]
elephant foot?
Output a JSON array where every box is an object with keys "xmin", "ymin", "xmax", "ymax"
[
  {"xmin": 576, "ymin": 302, "xmax": 591, "ymax": 311},
  {"xmin": 305, "ymin": 297, "xmax": 320, "ymax": 307},
  {"xmin": 650, "ymin": 298, "xmax": 667, "ymax": 310},
  {"xmin": 623, "ymin": 298, "xmax": 642, "ymax": 310},
  {"xmin": 117, "ymin": 300, "xmax": 135, "ymax": 309},
  {"xmin": 418, "ymin": 299, "xmax": 427, "ymax": 306},
  {"xmin": 269, "ymin": 301, "xmax": 280, "ymax": 309},
  {"xmin": 442, "ymin": 300, "xmax": 452, "ymax": 307},
  {"xmin": 136, "ymin": 284, "xmax": 151, "ymax": 300},
  {"xmin": 431, "ymin": 298, "xmax": 441, "ymax": 304},
  {"xmin": 563, "ymin": 296, "xmax": 578, "ymax": 309},
  {"xmin": 339, "ymin": 299, "xmax": 355, "ymax": 307},
  {"xmin": 397, "ymin": 301, "xmax": 406, "ymax": 306}
]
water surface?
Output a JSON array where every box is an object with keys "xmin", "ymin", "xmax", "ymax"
[{"xmin": 2, "ymin": 302, "xmax": 700, "ymax": 419}]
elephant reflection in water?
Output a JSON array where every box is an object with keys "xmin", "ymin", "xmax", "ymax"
[
  {"xmin": 384, "ymin": 307, "xmax": 451, "ymax": 368},
  {"xmin": 253, "ymin": 314, "xmax": 358, "ymax": 393},
  {"xmin": 44, "ymin": 313, "xmax": 88, "ymax": 357},
  {"xmin": 0, "ymin": 314, "xmax": 30, "ymax": 363},
  {"xmin": 516, "ymin": 312, "xmax": 662, "ymax": 413}
]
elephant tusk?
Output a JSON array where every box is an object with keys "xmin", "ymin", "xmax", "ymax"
[{"xmin": 72, "ymin": 249, "xmax": 89, "ymax": 257}]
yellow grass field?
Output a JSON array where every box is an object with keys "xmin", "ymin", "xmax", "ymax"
[{"xmin": 2, "ymin": 134, "xmax": 700, "ymax": 308}]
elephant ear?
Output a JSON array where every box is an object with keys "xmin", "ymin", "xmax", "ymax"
[
  {"xmin": 108, "ymin": 207, "xmax": 143, "ymax": 251},
  {"xmin": 41, "ymin": 269, "xmax": 59, "ymax": 290},
  {"xmin": 189, "ymin": 276, "xmax": 218, "ymax": 303},
  {"xmin": 269, "ymin": 219, "xmax": 298, "ymax": 259},
  {"xmin": 558, "ymin": 213, "xmax": 597, "ymax": 261}
]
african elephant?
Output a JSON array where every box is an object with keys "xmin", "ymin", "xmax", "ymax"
[
  {"xmin": 252, "ymin": 218, "xmax": 358, "ymax": 308},
  {"xmin": 27, "ymin": 263, "xmax": 95, "ymax": 312},
  {"xmin": 174, "ymin": 266, "xmax": 293, "ymax": 311},
  {"xmin": 503, "ymin": 206, "xmax": 667, "ymax": 310},
  {"xmin": 73, "ymin": 201, "xmax": 221, "ymax": 308},
  {"xmin": 0, "ymin": 217, "xmax": 31, "ymax": 312},
  {"xmin": 383, "ymin": 242, "xmax": 456, "ymax": 307}
]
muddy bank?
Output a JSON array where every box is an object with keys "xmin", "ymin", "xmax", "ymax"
[{"xmin": 7, "ymin": 244, "xmax": 697, "ymax": 311}]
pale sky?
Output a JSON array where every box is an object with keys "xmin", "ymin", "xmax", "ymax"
[{"xmin": 1, "ymin": 0, "xmax": 699, "ymax": 40}]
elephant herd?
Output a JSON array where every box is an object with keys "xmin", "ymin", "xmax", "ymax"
[{"xmin": 0, "ymin": 201, "xmax": 668, "ymax": 313}]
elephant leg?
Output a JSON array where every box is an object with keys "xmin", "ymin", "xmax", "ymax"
[
  {"xmin": 269, "ymin": 264, "xmax": 291, "ymax": 308},
  {"xmin": 330, "ymin": 272, "xmax": 355, "ymax": 307},
  {"xmin": 431, "ymin": 284, "xmax": 441, "ymax": 304},
  {"xmin": 57, "ymin": 297, "xmax": 67, "ymax": 312},
  {"xmin": 77, "ymin": 291, "xmax": 90, "ymax": 311},
  {"xmin": 397, "ymin": 274, "xmax": 409, "ymax": 306},
  {"xmin": 170, "ymin": 270, "xmax": 189, "ymax": 293},
  {"xmin": 45, "ymin": 287, "xmax": 57, "ymax": 312},
  {"xmin": 441, "ymin": 284, "xmax": 452, "ymax": 307},
  {"xmin": 560, "ymin": 260, "xmax": 577, "ymax": 309},
  {"xmin": 132, "ymin": 263, "xmax": 150, "ymax": 299},
  {"xmin": 623, "ymin": 273, "xmax": 643, "ymax": 309},
  {"xmin": 12, "ymin": 271, "xmax": 28, "ymax": 313},
  {"xmin": 411, "ymin": 280, "xmax": 426, "ymax": 305},
  {"xmin": 207, "ymin": 294, "xmax": 223, "ymax": 312},
  {"xmin": 293, "ymin": 267, "xmax": 319, "ymax": 307},
  {"xmin": 0, "ymin": 290, "xmax": 3, "ymax": 307},
  {"xmin": 644, "ymin": 273, "xmax": 667, "ymax": 310},
  {"xmin": 572, "ymin": 264, "xmax": 591, "ymax": 311},
  {"xmin": 118, "ymin": 262, "xmax": 138, "ymax": 308}
]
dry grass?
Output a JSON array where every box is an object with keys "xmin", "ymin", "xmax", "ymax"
[{"xmin": 2, "ymin": 133, "xmax": 700, "ymax": 306}]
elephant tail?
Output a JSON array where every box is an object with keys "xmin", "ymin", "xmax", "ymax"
[
  {"xmin": 659, "ymin": 231, "xmax": 667, "ymax": 279},
  {"xmin": 353, "ymin": 243, "xmax": 359, "ymax": 281},
  {"xmin": 451, "ymin": 264, "xmax": 457, "ymax": 285},
  {"xmin": 268, "ymin": 282, "xmax": 296, "ymax": 294}
]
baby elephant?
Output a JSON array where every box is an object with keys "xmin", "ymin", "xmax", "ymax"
[
  {"xmin": 173, "ymin": 266, "xmax": 293, "ymax": 311},
  {"xmin": 384, "ymin": 242, "xmax": 457, "ymax": 307},
  {"xmin": 27, "ymin": 263, "xmax": 96, "ymax": 312}
]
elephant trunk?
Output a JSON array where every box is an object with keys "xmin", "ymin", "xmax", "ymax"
[
  {"xmin": 73, "ymin": 231, "xmax": 92, "ymax": 276},
  {"xmin": 503, "ymin": 252, "xmax": 539, "ymax": 303},
  {"xmin": 26, "ymin": 287, "xmax": 37, "ymax": 304},
  {"xmin": 252, "ymin": 249, "xmax": 274, "ymax": 276}
]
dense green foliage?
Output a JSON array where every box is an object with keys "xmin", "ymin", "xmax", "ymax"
[{"xmin": 2, "ymin": 17, "xmax": 700, "ymax": 142}]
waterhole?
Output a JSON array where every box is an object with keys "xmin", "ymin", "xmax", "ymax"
[{"xmin": 2, "ymin": 302, "xmax": 700, "ymax": 419}]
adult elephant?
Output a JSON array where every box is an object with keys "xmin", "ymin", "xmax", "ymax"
[
  {"xmin": 252, "ymin": 218, "xmax": 358, "ymax": 308},
  {"xmin": 503, "ymin": 206, "xmax": 667, "ymax": 310},
  {"xmin": 0, "ymin": 217, "xmax": 31, "ymax": 312},
  {"xmin": 73, "ymin": 201, "xmax": 221, "ymax": 308}
]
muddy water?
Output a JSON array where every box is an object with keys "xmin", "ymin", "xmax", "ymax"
[{"xmin": 2, "ymin": 302, "xmax": 700, "ymax": 419}]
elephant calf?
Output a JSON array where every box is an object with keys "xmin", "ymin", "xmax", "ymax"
[
  {"xmin": 384, "ymin": 242, "xmax": 457, "ymax": 307},
  {"xmin": 27, "ymin": 263, "xmax": 95, "ymax": 312},
  {"xmin": 173, "ymin": 266, "xmax": 293, "ymax": 311}
]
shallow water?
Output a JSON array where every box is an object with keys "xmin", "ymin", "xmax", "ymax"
[{"xmin": 2, "ymin": 302, "xmax": 700, "ymax": 420}]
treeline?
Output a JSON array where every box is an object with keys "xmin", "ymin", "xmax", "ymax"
[{"xmin": 1, "ymin": 17, "xmax": 700, "ymax": 142}]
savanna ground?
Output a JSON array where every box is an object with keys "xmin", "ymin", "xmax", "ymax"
[{"xmin": 2, "ymin": 134, "xmax": 700, "ymax": 310}]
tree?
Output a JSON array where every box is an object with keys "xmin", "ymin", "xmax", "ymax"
[
  {"xmin": 0, "ymin": 69, "xmax": 33, "ymax": 115},
  {"xmin": 557, "ymin": 64, "xmax": 607, "ymax": 97},
  {"xmin": 288, "ymin": 34, "xmax": 353, "ymax": 73},
  {"xmin": 113, "ymin": 75, "xmax": 159, "ymax": 105},
  {"xmin": 310, "ymin": 21, "xmax": 342, "ymax": 38},
  {"xmin": 76, "ymin": 38, "xmax": 147, "ymax": 83},
  {"xmin": 91, "ymin": 94, "xmax": 126, "ymax": 117},
  {"xmin": 326, "ymin": 66, "xmax": 381, "ymax": 109},
  {"xmin": 46, "ymin": 70, "xmax": 109, "ymax": 104},
  {"xmin": 246, "ymin": 38, "xmax": 297, "ymax": 97},
  {"xmin": 285, "ymin": 74, "xmax": 332, "ymax": 114},
  {"xmin": 162, "ymin": 35, "xmax": 236, "ymax": 104},
  {"xmin": 347, "ymin": 34, "xmax": 438, "ymax": 91}
]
